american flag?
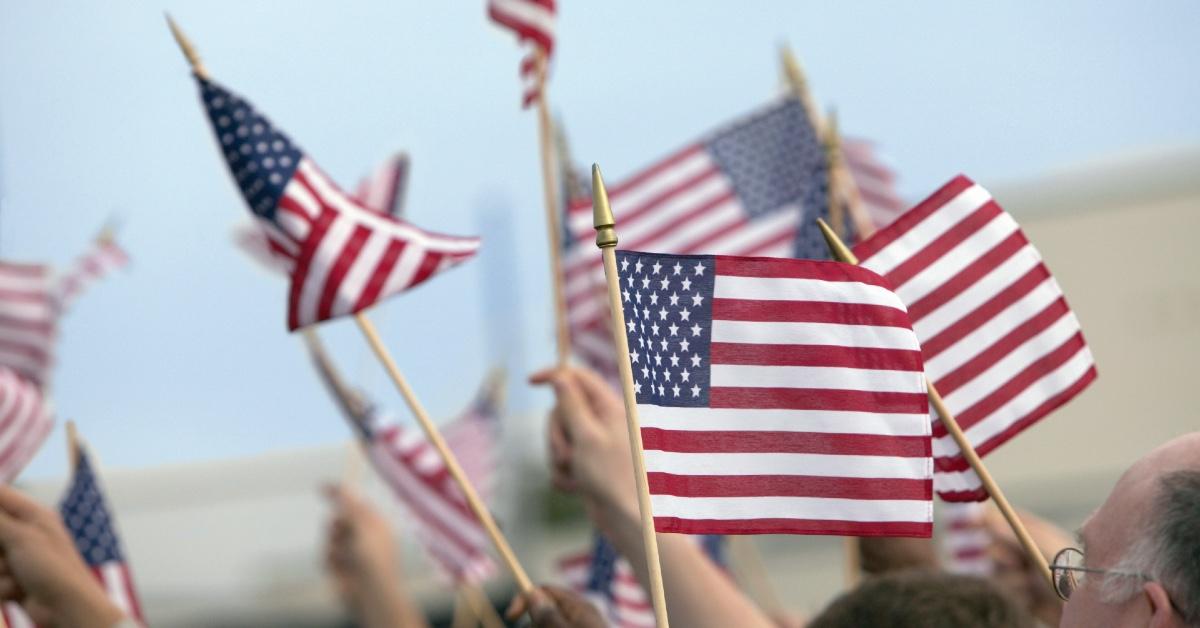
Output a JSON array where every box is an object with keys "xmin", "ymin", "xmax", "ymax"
[
  {"xmin": 559, "ymin": 534, "xmax": 726, "ymax": 628},
  {"xmin": 941, "ymin": 502, "xmax": 993, "ymax": 576},
  {"xmin": 616, "ymin": 251, "xmax": 933, "ymax": 536},
  {"xmin": 352, "ymin": 152, "xmax": 410, "ymax": 219},
  {"xmin": 195, "ymin": 77, "xmax": 479, "ymax": 330},
  {"xmin": 353, "ymin": 401, "xmax": 498, "ymax": 583},
  {"xmin": 235, "ymin": 152, "xmax": 411, "ymax": 274},
  {"xmin": 0, "ymin": 367, "xmax": 53, "ymax": 484},
  {"xmin": 307, "ymin": 337, "xmax": 502, "ymax": 583},
  {"xmin": 843, "ymin": 137, "xmax": 907, "ymax": 232},
  {"xmin": 853, "ymin": 175, "xmax": 1096, "ymax": 501},
  {"xmin": 441, "ymin": 370, "xmax": 505, "ymax": 501},
  {"xmin": 564, "ymin": 98, "xmax": 829, "ymax": 377},
  {"xmin": 57, "ymin": 237, "xmax": 129, "ymax": 312},
  {"xmin": 487, "ymin": 0, "xmax": 556, "ymax": 108},
  {"xmin": 60, "ymin": 448, "xmax": 144, "ymax": 621},
  {"xmin": 0, "ymin": 262, "xmax": 56, "ymax": 386}
]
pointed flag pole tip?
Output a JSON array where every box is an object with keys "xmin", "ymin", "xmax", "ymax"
[
  {"xmin": 592, "ymin": 164, "xmax": 617, "ymax": 248},
  {"xmin": 816, "ymin": 218, "xmax": 858, "ymax": 265},
  {"xmin": 165, "ymin": 13, "xmax": 209, "ymax": 79}
]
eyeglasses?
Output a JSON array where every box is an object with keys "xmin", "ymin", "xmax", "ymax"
[{"xmin": 1050, "ymin": 547, "xmax": 1150, "ymax": 601}]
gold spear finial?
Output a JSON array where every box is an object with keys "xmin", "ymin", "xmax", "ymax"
[
  {"xmin": 165, "ymin": 13, "xmax": 209, "ymax": 79},
  {"xmin": 816, "ymin": 218, "xmax": 859, "ymax": 265},
  {"xmin": 592, "ymin": 164, "xmax": 617, "ymax": 248}
]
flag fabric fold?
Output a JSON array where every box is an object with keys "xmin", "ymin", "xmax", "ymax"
[
  {"xmin": 853, "ymin": 175, "xmax": 1096, "ymax": 501},
  {"xmin": 195, "ymin": 77, "xmax": 479, "ymax": 330},
  {"xmin": 56, "ymin": 238, "xmax": 129, "ymax": 312},
  {"xmin": 235, "ymin": 152, "xmax": 411, "ymax": 274},
  {"xmin": 564, "ymin": 98, "xmax": 830, "ymax": 378},
  {"xmin": 487, "ymin": 0, "xmax": 556, "ymax": 108},
  {"xmin": 615, "ymin": 251, "xmax": 933, "ymax": 537}
]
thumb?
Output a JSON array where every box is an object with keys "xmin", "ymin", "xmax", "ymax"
[{"xmin": 0, "ymin": 510, "xmax": 28, "ymax": 547}]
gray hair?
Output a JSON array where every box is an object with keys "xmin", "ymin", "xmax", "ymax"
[{"xmin": 1101, "ymin": 470, "xmax": 1200, "ymax": 625}]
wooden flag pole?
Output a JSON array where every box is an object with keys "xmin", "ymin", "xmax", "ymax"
[
  {"xmin": 460, "ymin": 583, "xmax": 505, "ymax": 628},
  {"xmin": 779, "ymin": 45, "xmax": 875, "ymax": 241},
  {"xmin": 815, "ymin": 218, "xmax": 1054, "ymax": 590},
  {"xmin": 65, "ymin": 420, "xmax": 82, "ymax": 472},
  {"xmin": 166, "ymin": 16, "xmax": 534, "ymax": 600},
  {"xmin": 591, "ymin": 164, "xmax": 670, "ymax": 627},
  {"xmin": 532, "ymin": 49, "xmax": 572, "ymax": 365},
  {"xmin": 450, "ymin": 588, "xmax": 475, "ymax": 628},
  {"xmin": 354, "ymin": 313, "xmax": 535, "ymax": 596}
]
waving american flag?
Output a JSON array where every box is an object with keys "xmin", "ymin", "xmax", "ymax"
[
  {"xmin": 615, "ymin": 251, "xmax": 933, "ymax": 537},
  {"xmin": 853, "ymin": 176, "xmax": 1096, "ymax": 501},
  {"xmin": 564, "ymin": 98, "xmax": 830, "ymax": 378},
  {"xmin": 194, "ymin": 78, "xmax": 479, "ymax": 330},
  {"xmin": 487, "ymin": 0, "xmax": 556, "ymax": 107}
]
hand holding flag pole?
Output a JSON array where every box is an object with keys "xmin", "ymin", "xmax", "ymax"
[
  {"xmin": 815, "ymin": 218, "xmax": 1055, "ymax": 591},
  {"xmin": 167, "ymin": 15, "xmax": 534, "ymax": 599},
  {"xmin": 592, "ymin": 164, "xmax": 670, "ymax": 628}
]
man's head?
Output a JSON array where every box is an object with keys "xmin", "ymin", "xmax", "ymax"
[
  {"xmin": 1062, "ymin": 432, "xmax": 1200, "ymax": 627},
  {"xmin": 808, "ymin": 570, "xmax": 1033, "ymax": 628}
]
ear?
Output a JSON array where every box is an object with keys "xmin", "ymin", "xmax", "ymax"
[{"xmin": 1143, "ymin": 582, "xmax": 1178, "ymax": 628}]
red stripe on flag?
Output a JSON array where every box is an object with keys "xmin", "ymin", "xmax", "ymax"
[
  {"xmin": 882, "ymin": 201, "xmax": 1003, "ymax": 289},
  {"xmin": 287, "ymin": 208, "xmax": 337, "ymax": 330},
  {"xmin": 316, "ymin": 224, "xmax": 372, "ymax": 321},
  {"xmin": 907, "ymin": 230, "xmax": 1028, "ymax": 322},
  {"xmin": 353, "ymin": 239, "xmax": 406, "ymax": 313},
  {"xmin": 715, "ymin": 256, "xmax": 893, "ymax": 290},
  {"xmin": 710, "ymin": 342, "xmax": 923, "ymax": 371},
  {"xmin": 934, "ymin": 298, "xmax": 1072, "ymax": 396},
  {"xmin": 712, "ymin": 299, "xmax": 912, "ymax": 328},
  {"xmin": 641, "ymin": 428, "xmax": 931, "ymax": 457},
  {"xmin": 936, "ymin": 333, "xmax": 1091, "ymax": 436},
  {"xmin": 710, "ymin": 387, "xmax": 929, "ymax": 414},
  {"xmin": 853, "ymin": 174, "xmax": 976, "ymax": 262},
  {"xmin": 408, "ymin": 252, "xmax": 442, "ymax": 289},
  {"xmin": 921, "ymin": 265, "xmax": 1050, "ymax": 359},
  {"xmin": 654, "ymin": 517, "xmax": 932, "ymax": 538},
  {"xmin": 646, "ymin": 472, "xmax": 932, "ymax": 500}
]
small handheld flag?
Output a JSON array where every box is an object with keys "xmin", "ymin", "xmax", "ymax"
[
  {"xmin": 613, "ymin": 250, "xmax": 934, "ymax": 536},
  {"xmin": 852, "ymin": 175, "xmax": 1096, "ymax": 501},
  {"xmin": 195, "ymin": 78, "xmax": 478, "ymax": 330}
]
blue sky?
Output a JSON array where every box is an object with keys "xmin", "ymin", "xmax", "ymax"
[{"xmin": 1, "ymin": 1, "xmax": 1197, "ymax": 479}]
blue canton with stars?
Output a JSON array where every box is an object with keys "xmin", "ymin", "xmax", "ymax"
[
  {"xmin": 198, "ymin": 78, "xmax": 304, "ymax": 223},
  {"xmin": 616, "ymin": 251, "xmax": 716, "ymax": 407},
  {"xmin": 59, "ymin": 451, "xmax": 126, "ymax": 566},
  {"xmin": 704, "ymin": 97, "xmax": 831, "ymax": 260}
]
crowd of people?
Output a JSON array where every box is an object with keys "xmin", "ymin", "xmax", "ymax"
[{"xmin": 0, "ymin": 365, "xmax": 1193, "ymax": 627}]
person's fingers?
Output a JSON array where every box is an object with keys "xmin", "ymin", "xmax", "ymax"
[
  {"xmin": 542, "ymin": 370, "xmax": 595, "ymax": 442},
  {"xmin": 504, "ymin": 592, "xmax": 528, "ymax": 621},
  {"xmin": 573, "ymin": 367, "xmax": 625, "ymax": 419},
  {"xmin": 528, "ymin": 367, "xmax": 559, "ymax": 385},
  {"xmin": 525, "ymin": 588, "xmax": 572, "ymax": 628},
  {"xmin": 0, "ymin": 486, "xmax": 44, "ymax": 523},
  {"xmin": 0, "ymin": 510, "xmax": 27, "ymax": 546}
]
